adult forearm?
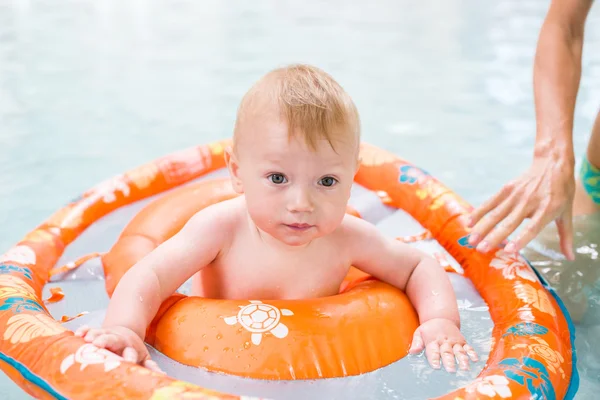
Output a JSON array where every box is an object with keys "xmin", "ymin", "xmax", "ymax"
[{"xmin": 532, "ymin": 14, "xmax": 585, "ymax": 167}]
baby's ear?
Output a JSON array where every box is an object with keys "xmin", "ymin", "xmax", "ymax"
[
  {"xmin": 224, "ymin": 146, "xmax": 244, "ymax": 193},
  {"xmin": 354, "ymin": 156, "xmax": 362, "ymax": 176}
]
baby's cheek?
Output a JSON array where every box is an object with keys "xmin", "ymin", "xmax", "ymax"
[
  {"xmin": 256, "ymin": 206, "xmax": 275, "ymax": 225},
  {"xmin": 246, "ymin": 198, "xmax": 272, "ymax": 225},
  {"xmin": 322, "ymin": 201, "xmax": 348, "ymax": 231}
]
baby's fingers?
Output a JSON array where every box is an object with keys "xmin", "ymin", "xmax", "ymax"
[
  {"xmin": 122, "ymin": 347, "xmax": 139, "ymax": 364},
  {"xmin": 92, "ymin": 334, "xmax": 127, "ymax": 353},
  {"xmin": 440, "ymin": 342, "xmax": 456, "ymax": 373},
  {"xmin": 144, "ymin": 359, "xmax": 165, "ymax": 374},
  {"xmin": 82, "ymin": 328, "xmax": 106, "ymax": 343},
  {"xmin": 409, "ymin": 330, "xmax": 424, "ymax": 354},
  {"xmin": 425, "ymin": 341, "xmax": 441, "ymax": 370},
  {"xmin": 453, "ymin": 343, "xmax": 470, "ymax": 370},
  {"xmin": 74, "ymin": 325, "xmax": 90, "ymax": 337},
  {"xmin": 464, "ymin": 344, "xmax": 479, "ymax": 362}
]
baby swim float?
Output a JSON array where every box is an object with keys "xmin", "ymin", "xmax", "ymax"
[
  {"xmin": 101, "ymin": 174, "xmax": 419, "ymax": 380},
  {"xmin": 0, "ymin": 139, "xmax": 578, "ymax": 399}
]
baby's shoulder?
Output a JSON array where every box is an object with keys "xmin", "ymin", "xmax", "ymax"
[
  {"xmin": 186, "ymin": 195, "xmax": 245, "ymax": 236},
  {"xmin": 338, "ymin": 213, "xmax": 377, "ymax": 236},
  {"xmin": 330, "ymin": 213, "xmax": 380, "ymax": 247}
]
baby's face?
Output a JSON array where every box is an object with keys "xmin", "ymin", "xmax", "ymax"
[{"xmin": 231, "ymin": 115, "xmax": 358, "ymax": 246}]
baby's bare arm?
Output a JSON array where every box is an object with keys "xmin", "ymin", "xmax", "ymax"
[
  {"xmin": 344, "ymin": 216, "xmax": 459, "ymax": 327},
  {"xmin": 344, "ymin": 216, "xmax": 478, "ymax": 371},
  {"xmin": 103, "ymin": 202, "xmax": 234, "ymax": 340}
]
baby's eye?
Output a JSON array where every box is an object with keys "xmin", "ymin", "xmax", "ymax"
[
  {"xmin": 319, "ymin": 176, "xmax": 338, "ymax": 187},
  {"xmin": 268, "ymin": 173, "xmax": 287, "ymax": 184}
]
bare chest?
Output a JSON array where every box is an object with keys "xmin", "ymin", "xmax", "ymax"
[{"xmin": 195, "ymin": 238, "xmax": 350, "ymax": 300}]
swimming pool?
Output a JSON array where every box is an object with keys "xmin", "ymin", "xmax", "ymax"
[{"xmin": 1, "ymin": 0, "xmax": 599, "ymax": 398}]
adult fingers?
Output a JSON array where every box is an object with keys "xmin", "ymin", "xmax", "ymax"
[
  {"xmin": 556, "ymin": 206, "xmax": 575, "ymax": 261},
  {"xmin": 508, "ymin": 209, "xmax": 554, "ymax": 254},
  {"xmin": 469, "ymin": 194, "xmax": 520, "ymax": 248},
  {"xmin": 467, "ymin": 182, "xmax": 516, "ymax": 228},
  {"xmin": 478, "ymin": 204, "xmax": 529, "ymax": 253}
]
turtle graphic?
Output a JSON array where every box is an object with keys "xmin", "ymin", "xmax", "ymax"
[
  {"xmin": 60, "ymin": 343, "xmax": 122, "ymax": 374},
  {"xmin": 224, "ymin": 300, "xmax": 293, "ymax": 345}
]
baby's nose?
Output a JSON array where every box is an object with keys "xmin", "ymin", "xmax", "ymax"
[{"xmin": 287, "ymin": 188, "xmax": 314, "ymax": 213}]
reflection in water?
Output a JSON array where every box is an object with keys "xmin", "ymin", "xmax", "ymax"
[{"xmin": 524, "ymin": 213, "xmax": 600, "ymax": 389}]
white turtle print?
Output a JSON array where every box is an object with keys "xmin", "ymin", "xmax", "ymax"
[
  {"xmin": 0, "ymin": 245, "xmax": 36, "ymax": 266},
  {"xmin": 60, "ymin": 343, "xmax": 123, "ymax": 374},
  {"xmin": 224, "ymin": 300, "xmax": 293, "ymax": 346}
]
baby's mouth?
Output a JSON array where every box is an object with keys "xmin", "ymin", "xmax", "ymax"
[{"xmin": 285, "ymin": 223, "xmax": 314, "ymax": 231}]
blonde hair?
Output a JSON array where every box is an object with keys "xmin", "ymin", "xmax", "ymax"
[{"xmin": 234, "ymin": 64, "xmax": 360, "ymax": 151}]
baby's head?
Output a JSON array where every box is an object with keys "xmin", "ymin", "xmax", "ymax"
[{"xmin": 226, "ymin": 64, "xmax": 361, "ymax": 246}]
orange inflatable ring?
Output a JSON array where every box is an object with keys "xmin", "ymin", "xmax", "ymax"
[
  {"xmin": 0, "ymin": 139, "xmax": 578, "ymax": 400},
  {"xmin": 102, "ymin": 176, "xmax": 419, "ymax": 380}
]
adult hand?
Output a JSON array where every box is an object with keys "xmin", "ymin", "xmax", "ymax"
[{"xmin": 466, "ymin": 156, "xmax": 576, "ymax": 260}]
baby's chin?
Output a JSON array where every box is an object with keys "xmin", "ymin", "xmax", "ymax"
[
  {"xmin": 263, "ymin": 225, "xmax": 325, "ymax": 247},
  {"xmin": 273, "ymin": 228, "xmax": 319, "ymax": 247},
  {"xmin": 278, "ymin": 237, "xmax": 314, "ymax": 247}
]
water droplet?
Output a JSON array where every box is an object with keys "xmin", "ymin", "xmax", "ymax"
[
  {"xmin": 203, "ymin": 346, "xmax": 209, "ymax": 352},
  {"xmin": 201, "ymin": 334, "xmax": 206, "ymax": 338},
  {"xmin": 223, "ymin": 347, "xmax": 230, "ymax": 352},
  {"xmin": 244, "ymin": 341, "xmax": 250, "ymax": 349},
  {"xmin": 216, "ymin": 333, "xmax": 222, "ymax": 340}
]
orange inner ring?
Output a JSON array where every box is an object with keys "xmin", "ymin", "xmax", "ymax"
[{"xmin": 102, "ymin": 176, "xmax": 420, "ymax": 380}]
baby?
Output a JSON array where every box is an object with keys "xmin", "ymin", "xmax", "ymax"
[{"xmin": 76, "ymin": 64, "xmax": 478, "ymax": 374}]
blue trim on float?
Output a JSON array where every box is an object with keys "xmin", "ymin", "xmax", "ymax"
[
  {"xmin": 0, "ymin": 351, "xmax": 67, "ymax": 400},
  {"xmin": 522, "ymin": 254, "xmax": 580, "ymax": 399}
]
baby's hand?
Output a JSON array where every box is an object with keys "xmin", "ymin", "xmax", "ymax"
[
  {"xmin": 408, "ymin": 318, "xmax": 478, "ymax": 372},
  {"xmin": 74, "ymin": 325, "xmax": 163, "ymax": 373}
]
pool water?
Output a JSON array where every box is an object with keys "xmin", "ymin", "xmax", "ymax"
[{"xmin": 1, "ymin": 0, "xmax": 599, "ymax": 398}]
